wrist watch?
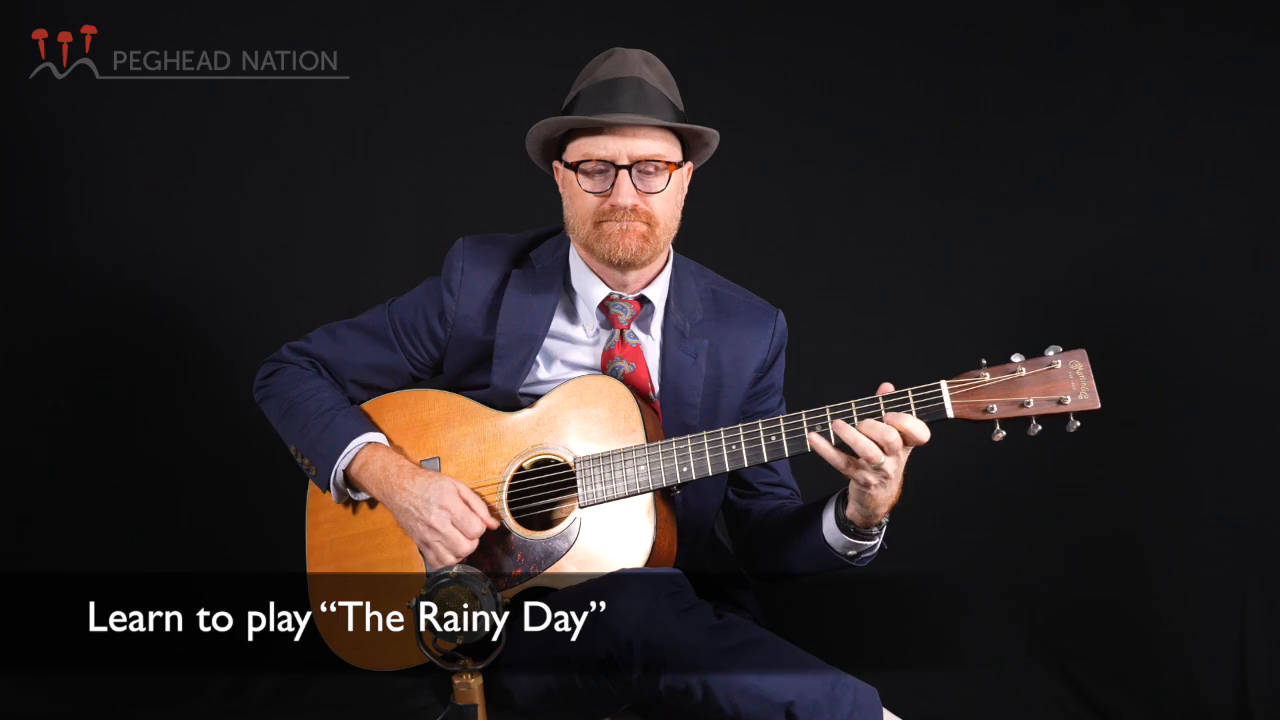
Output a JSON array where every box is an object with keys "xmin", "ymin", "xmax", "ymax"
[{"xmin": 835, "ymin": 487, "xmax": 888, "ymax": 540}]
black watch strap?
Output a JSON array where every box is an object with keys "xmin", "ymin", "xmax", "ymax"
[{"xmin": 835, "ymin": 487, "xmax": 888, "ymax": 540}]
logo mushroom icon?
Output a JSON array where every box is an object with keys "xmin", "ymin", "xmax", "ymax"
[
  {"xmin": 32, "ymin": 29, "xmax": 48, "ymax": 60},
  {"xmin": 81, "ymin": 25, "xmax": 97, "ymax": 53},
  {"xmin": 56, "ymin": 30, "xmax": 73, "ymax": 68}
]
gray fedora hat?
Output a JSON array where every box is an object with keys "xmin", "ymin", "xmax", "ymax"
[{"xmin": 525, "ymin": 47, "xmax": 720, "ymax": 174}]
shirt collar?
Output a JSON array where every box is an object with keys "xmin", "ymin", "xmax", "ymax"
[{"xmin": 567, "ymin": 240, "xmax": 673, "ymax": 330}]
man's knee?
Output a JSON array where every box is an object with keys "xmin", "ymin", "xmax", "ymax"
[{"xmin": 576, "ymin": 568, "xmax": 700, "ymax": 625}]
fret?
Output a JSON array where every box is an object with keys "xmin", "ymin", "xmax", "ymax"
[
  {"xmin": 683, "ymin": 436, "xmax": 696, "ymax": 481},
  {"xmin": 738, "ymin": 425, "xmax": 748, "ymax": 468},
  {"xmin": 633, "ymin": 446, "xmax": 644, "ymax": 493},
  {"xmin": 781, "ymin": 413, "xmax": 804, "ymax": 456},
  {"xmin": 617, "ymin": 448, "xmax": 628, "ymax": 498},
  {"xmin": 781, "ymin": 416, "xmax": 793, "ymax": 456},
  {"xmin": 907, "ymin": 388, "xmax": 916, "ymax": 416},
  {"xmin": 618, "ymin": 448, "xmax": 628, "ymax": 497},
  {"xmin": 754, "ymin": 420, "xmax": 767, "ymax": 463},
  {"xmin": 720, "ymin": 429, "xmax": 730, "ymax": 475},
  {"xmin": 599, "ymin": 453, "xmax": 608, "ymax": 500},
  {"xmin": 582, "ymin": 455, "xmax": 593, "ymax": 505},
  {"xmin": 576, "ymin": 456, "xmax": 586, "ymax": 506},
  {"xmin": 878, "ymin": 393, "xmax": 886, "ymax": 419},
  {"xmin": 598, "ymin": 451, "xmax": 608, "ymax": 501},
  {"xmin": 701, "ymin": 432, "xmax": 713, "ymax": 478},
  {"xmin": 595, "ymin": 453, "xmax": 604, "ymax": 502},
  {"xmin": 614, "ymin": 448, "xmax": 624, "ymax": 499},
  {"xmin": 851, "ymin": 401, "xmax": 858, "ymax": 426},
  {"xmin": 641, "ymin": 444, "xmax": 654, "ymax": 491},
  {"xmin": 824, "ymin": 405, "xmax": 835, "ymax": 443},
  {"xmin": 656, "ymin": 440, "xmax": 668, "ymax": 488},
  {"xmin": 626, "ymin": 446, "xmax": 637, "ymax": 495},
  {"xmin": 593, "ymin": 454, "xmax": 602, "ymax": 504},
  {"xmin": 801, "ymin": 410, "xmax": 812, "ymax": 451},
  {"xmin": 595, "ymin": 454, "xmax": 604, "ymax": 503},
  {"xmin": 760, "ymin": 416, "xmax": 783, "ymax": 459}
]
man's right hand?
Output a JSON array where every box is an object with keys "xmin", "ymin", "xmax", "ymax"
[{"xmin": 346, "ymin": 443, "xmax": 500, "ymax": 569}]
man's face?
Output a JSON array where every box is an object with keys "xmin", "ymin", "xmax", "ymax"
[{"xmin": 554, "ymin": 126, "xmax": 692, "ymax": 271}]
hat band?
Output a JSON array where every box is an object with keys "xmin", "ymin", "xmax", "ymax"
[{"xmin": 560, "ymin": 76, "xmax": 687, "ymax": 124}]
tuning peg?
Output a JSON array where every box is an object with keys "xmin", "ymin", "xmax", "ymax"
[
  {"xmin": 1010, "ymin": 353, "xmax": 1025, "ymax": 363},
  {"xmin": 1065, "ymin": 413, "xmax": 1081, "ymax": 432},
  {"xmin": 1027, "ymin": 417, "xmax": 1042, "ymax": 435},
  {"xmin": 1044, "ymin": 345, "xmax": 1062, "ymax": 356},
  {"xmin": 979, "ymin": 358, "xmax": 987, "ymax": 369},
  {"xmin": 991, "ymin": 419, "xmax": 1006, "ymax": 441}
]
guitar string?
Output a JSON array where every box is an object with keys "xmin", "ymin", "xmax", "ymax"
[
  {"xmin": 499, "ymin": 366, "xmax": 1064, "ymax": 517},
  {"xmin": 501, "ymin": 370, "xmax": 1064, "ymax": 518},
  {"xmin": 474, "ymin": 383, "xmax": 954, "ymax": 496},
  {"xmin": 504, "ymin": 392, "xmax": 1066, "ymax": 519},
  {"xmin": 469, "ymin": 380, "xmax": 965, "ymax": 498},
  {"xmin": 464, "ymin": 373, "xmax": 1001, "ymax": 496},
  {"xmin": 473, "ymin": 366, "xmax": 1053, "ymax": 500},
  {"xmin": 492, "ymin": 367, "xmax": 1056, "ymax": 514},
  {"xmin": 481, "ymin": 367, "xmax": 1052, "ymax": 509},
  {"xmin": 492, "ymin": 394, "xmax": 1071, "ymax": 512}
]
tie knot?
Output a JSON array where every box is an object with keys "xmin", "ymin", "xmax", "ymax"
[{"xmin": 599, "ymin": 293, "xmax": 644, "ymax": 330}]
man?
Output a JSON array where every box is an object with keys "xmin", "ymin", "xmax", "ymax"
[{"xmin": 254, "ymin": 47, "xmax": 925, "ymax": 719}]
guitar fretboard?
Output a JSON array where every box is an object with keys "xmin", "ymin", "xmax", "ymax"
[{"xmin": 575, "ymin": 381, "xmax": 953, "ymax": 506}]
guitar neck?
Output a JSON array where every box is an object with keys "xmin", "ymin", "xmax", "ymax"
[{"xmin": 574, "ymin": 380, "xmax": 955, "ymax": 507}]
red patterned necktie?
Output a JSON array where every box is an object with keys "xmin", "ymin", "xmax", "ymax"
[{"xmin": 598, "ymin": 292, "xmax": 662, "ymax": 424}]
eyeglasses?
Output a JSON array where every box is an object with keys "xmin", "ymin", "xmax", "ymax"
[{"xmin": 560, "ymin": 159, "xmax": 686, "ymax": 194}]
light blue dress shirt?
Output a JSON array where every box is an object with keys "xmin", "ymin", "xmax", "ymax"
[{"xmin": 329, "ymin": 241, "xmax": 880, "ymax": 561}]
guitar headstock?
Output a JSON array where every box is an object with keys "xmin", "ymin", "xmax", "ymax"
[{"xmin": 945, "ymin": 346, "xmax": 1100, "ymax": 439}]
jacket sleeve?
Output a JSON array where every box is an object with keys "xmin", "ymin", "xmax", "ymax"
[
  {"xmin": 252, "ymin": 237, "xmax": 467, "ymax": 493},
  {"xmin": 720, "ymin": 308, "xmax": 881, "ymax": 578}
]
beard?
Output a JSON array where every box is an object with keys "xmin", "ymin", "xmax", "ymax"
[{"xmin": 562, "ymin": 197, "xmax": 682, "ymax": 271}]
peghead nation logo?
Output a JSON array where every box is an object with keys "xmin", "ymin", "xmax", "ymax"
[{"xmin": 29, "ymin": 24, "xmax": 347, "ymax": 81}]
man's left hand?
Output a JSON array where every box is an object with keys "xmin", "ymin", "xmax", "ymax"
[{"xmin": 808, "ymin": 382, "xmax": 931, "ymax": 529}]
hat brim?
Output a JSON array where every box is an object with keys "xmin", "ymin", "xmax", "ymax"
[{"xmin": 525, "ymin": 113, "xmax": 720, "ymax": 174}]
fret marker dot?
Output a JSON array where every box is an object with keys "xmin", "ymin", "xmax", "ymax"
[
  {"xmin": 682, "ymin": 467, "xmax": 687, "ymax": 472},
  {"xmin": 639, "ymin": 466, "xmax": 645, "ymax": 470},
  {"xmin": 771, "ymin": 435, "xmax": 777, "ymax": 441}
]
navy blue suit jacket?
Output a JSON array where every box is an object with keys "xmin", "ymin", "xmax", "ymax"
[{"xmin": 254, "ymin": 226, "xmax": 869, "ymax": 611}]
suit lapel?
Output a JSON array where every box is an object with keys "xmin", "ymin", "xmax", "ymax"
[
  {"xmin": 491, "ymin": 232, "xmax": 570, "ymax": 408},
  {"xmin": 659, "ymin": 252, "xmax": 707, "ymax": 439}
]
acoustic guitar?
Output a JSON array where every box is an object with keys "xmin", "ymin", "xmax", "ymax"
[{"xmin": 306, "ymin": 346, "xmax": 1100, "ymax": 669}]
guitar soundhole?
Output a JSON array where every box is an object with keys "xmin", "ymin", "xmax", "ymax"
[{"xmin": 505, "ymin": 456, "xmax": 578, "ymax": 533}]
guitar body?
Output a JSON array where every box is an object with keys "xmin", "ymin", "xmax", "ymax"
[{"xmin": 306, "ymin": 374, "xmax": 675, "ymax": 670}]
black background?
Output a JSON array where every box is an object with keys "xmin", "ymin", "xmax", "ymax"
[{"xmin": 9, "ymin": 2, "xmax": 1276, "ymax": 718}]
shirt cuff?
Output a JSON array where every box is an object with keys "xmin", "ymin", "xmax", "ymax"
[
  {"xmin": 330, "ymin": 432, "xmax": 389, "ymax": 504},
  {"xmin": 822, "ymin": 489, "xmax": 885, "ymax": 564}
]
